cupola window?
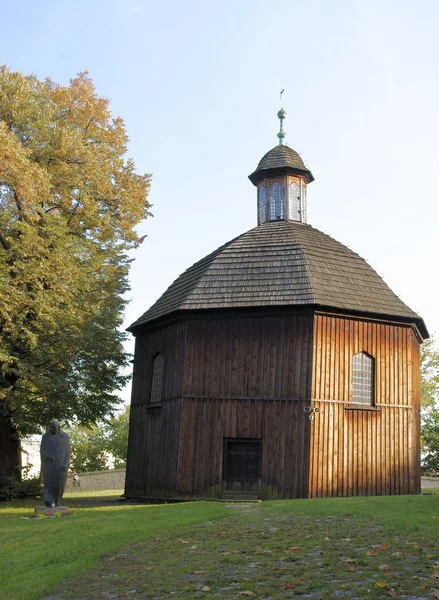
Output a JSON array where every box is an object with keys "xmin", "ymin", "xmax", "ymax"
[
  {"xmin": 150, "ymin": 352, "xmax": 164, "ymax": 404},
  {"xmin": 258, "ymin": 185, "xmax": 267, "ymax": 224},
  {"xmin": 288, "ymin": 182, "xmax": 301, "ymax": 221},
  {"xmin": 352, "ymin": 352, "xmax": 374, "ymax": 405},
  {"xmin": 300, "ymin": 182, "xmax": 307, "ymax": 223},
  {"xmin": 269, "ymin": 182, "xmax": 285, "ymax": 220},
  {"xmin": 287, "ymin": 181, "xmax": 307, "ymax": 223}
]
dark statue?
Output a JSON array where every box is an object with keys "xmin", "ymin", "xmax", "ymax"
[{"xmin": 40, "ymin": 420, "xmax": 71, "ymax": 507}]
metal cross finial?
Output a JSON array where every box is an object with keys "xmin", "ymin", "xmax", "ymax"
[{"xmin": 277, "ymin": 90, "xmax": 287, "ymax": 145}]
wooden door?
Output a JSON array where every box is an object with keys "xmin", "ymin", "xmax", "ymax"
[{"xmin": 224, "ymin": 439, "xmax": 261, "ymax": 491}]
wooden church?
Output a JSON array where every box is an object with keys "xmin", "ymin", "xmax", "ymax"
[{"xmin": 125, "ymin": 109, "xmax": 428, "ymax": 500}]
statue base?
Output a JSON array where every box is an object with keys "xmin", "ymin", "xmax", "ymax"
[{"xmin": 35, "ymin": 506, "xmax": 70, "ymax": 516}]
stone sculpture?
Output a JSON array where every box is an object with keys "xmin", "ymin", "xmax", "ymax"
[{"xmin": 40, "ymin": 420, "xmax": 71, "ymax": 507}]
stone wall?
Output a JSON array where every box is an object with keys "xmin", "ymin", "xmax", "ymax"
[
  {"xmin": 65, "ymin": 469, "xmax": 126, "ymax": 492},
  {"xmin": 64, "ymin": 470, "xmax": 435, "ymax": 493},
  {"xmin": 421, "ymin": 476, "xmax": 439, "ymax": 488}
]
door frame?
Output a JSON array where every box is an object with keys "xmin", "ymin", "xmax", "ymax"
[{"xmin": 222, "ymin": 437, "xmax": 262, "ymax": 492}]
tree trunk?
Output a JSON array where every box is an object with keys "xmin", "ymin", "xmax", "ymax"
[{"xmin": 0, "ymin": 409, "xmax": 22, "ymax": 484}]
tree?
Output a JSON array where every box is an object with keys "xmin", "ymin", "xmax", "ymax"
[
  {"xmin": 105, "ymin": 404, "xmax": 130, "ymax": 468},
  {"xmin": 420, "ymin": 338, "xmax": 439, "ymax": 476},
  {"xmin": 68, "ymin": 424, "xmax": 109, "ymax": 473},
  {"xmin": 68, "ymin": 405, "xmax": 130, "ymax": 473},
  {"xmin": 0, "ymin": 67, "xmax": 150, "ymax": 483}
]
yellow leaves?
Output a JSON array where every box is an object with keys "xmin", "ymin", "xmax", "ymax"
[
  {"xmin": 367, "ymin": 543, "xmax": 389, "ymax": 556},
  {"xmin": 0, "ymin": 122, "xmax": 51, "ymax": 221},
  {"xmin": 375, "ymin": 580, "xmax": 388, "ymax": 588},
  {"xmin": 279, "ymin": 578, "xmax": 304, "ymax": 590}
]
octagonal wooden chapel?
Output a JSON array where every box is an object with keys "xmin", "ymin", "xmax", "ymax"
[{"xmin": 125, "ymin": 109, "xmax": 428, "ymax": 500}]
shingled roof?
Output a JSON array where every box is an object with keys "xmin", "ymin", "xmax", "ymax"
[
  {"xmin": 248, "ymin": 145, "xmax": 314, "ymax": 185},
  {"xmin": 128, "ymin": 221, "xmax": 427, "ymax": 337}
]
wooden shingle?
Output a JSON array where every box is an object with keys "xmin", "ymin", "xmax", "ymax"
[
  {"xmin": 129, "ymin": 221, "xmax": 427, "ymax": 337},
  {"xmin": 248, "ymin": 145, "xmax": 314, "ymax": 184}
]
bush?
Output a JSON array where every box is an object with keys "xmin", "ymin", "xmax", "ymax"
[{"xmin": 0, "ymin": 477, "xmax": 43, "ymax": 501}]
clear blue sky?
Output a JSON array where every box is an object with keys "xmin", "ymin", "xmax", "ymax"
[{"xmin": 2, "ymin": 0, "xmax": 438, "ymax": 402}]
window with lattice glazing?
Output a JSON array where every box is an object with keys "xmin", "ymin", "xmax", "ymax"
[
  {"xmin": 288, "ymin": 182, "xmax": 301, "ymax": 221},
  {"xmin": 352, "ymin": 352, "xmax": 374, "ymax": 405},
  {"xmin": 300, "ymin": 181, "xmax": 307, "ymax": 223},
  {"xmin": 258, "ymin": 185, "xmax": 267, "ymax": 224},
  {"xmin": 269, "ymin": 182, "xmax": 285, "ymax": 220},
  {"xmin": 150, "ymin": 353, "xmax": 164, "ymax": 403}
]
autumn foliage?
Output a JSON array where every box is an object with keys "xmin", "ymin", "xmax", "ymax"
[{"xmin": 0, "ymin": 66, "xmax": 150, "ymax": 481}]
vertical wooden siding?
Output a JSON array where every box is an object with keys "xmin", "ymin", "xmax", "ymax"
[
  {"xmin": 125, "ymin": 400, "xmax": 182, "ymax": 498},
  {"xmin": 310, "ymin": 315, "xmax": 421, "ymax": 497},
  {"xmin": 176, "ymin": 314, "xmax": 314, "ymax": 498},
  {"xmin": 125, "ymin": 321, "xmax": 187, "ymax": 497},
  {"xmin": 183, "ymin": 314, "xmax": 313, "ymax": 399},
  {"xmin": 177, "ymin": 398, "xmax": 311, "ymax": 499},
  {"xmin": 131, "ymin": 321, "xmax": 187, "ymax": 405}
]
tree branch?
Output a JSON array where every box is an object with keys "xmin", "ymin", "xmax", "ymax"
[
  {"xmin": 13, "ymin": 191, "xmax": 32, "ymax": 223},
  {"xmin": 0, "ymin": 227, "xmax": 10, "ymax": 250}
]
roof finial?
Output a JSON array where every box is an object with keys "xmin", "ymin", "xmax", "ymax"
[{"xmin": 277, "ymin": 90, "xmax": 286, "ymax": 145}]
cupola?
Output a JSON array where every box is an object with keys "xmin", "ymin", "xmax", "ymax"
[{"xmin": 249, "ymin": 108, "xmax": 314, "ymax": 225}]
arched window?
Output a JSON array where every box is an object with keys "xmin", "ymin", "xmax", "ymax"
[
  {"xmin": 258, "ymin": 185, "xmax": 267, "ymax": 224},
  {"xmin": 150, "ymin": 353, "xmax": 164, "ymax": 403},
  {"xmin": 269, "ymin": 182, "xmax": 285, "ymax": 220},
  {"xmin": 352, "ymin": 352, "xmax": 374, "ymax": 405}
]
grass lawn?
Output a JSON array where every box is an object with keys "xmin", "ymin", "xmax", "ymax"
[
  {"xmin": 1, "ymin": 491, "xmax": 438, "ymax": 600},
  {"xmin": 0, "ymin": 491, "xmax": 232, "ymax": 600}
]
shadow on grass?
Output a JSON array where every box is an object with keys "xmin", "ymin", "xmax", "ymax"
[{"xmin": 0, "ymin": 496, "xmax": 233, "ymax": 600}]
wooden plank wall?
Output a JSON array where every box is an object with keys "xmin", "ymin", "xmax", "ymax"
[
  {"xmin": 175, "ymin": 314, "xmax": 314, "ymax": 498},
  {"xmin": 183, "ymin": 314, "xmax": 313, "ymax": 399},
  {"xmin": 125, "ymin": 400, "xmax": 182, "ymax": 497},
  {"xmin": 125, "ymin": 321, "xmax": 187, "ymax": 497},
  {"xmin": 177, "ymin": 398, "xmax": 311, "ymax": 499},
  {"xmin": 130, "ymin": 321, "xmax": 187, "ymax": 405},
  {"xmin": 310, "ymin": 315, "xmax": 421, "ymax": 497}
]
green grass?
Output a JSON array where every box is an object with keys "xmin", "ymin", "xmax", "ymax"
[
  {"xmin": 423, "ymin": 487, "xmax": 439, "ymax": 495},
  {"xmin": 0, "ymin": 492, "xmax": 232, "ymax": 600},
  {"xmin": 1, "ymin": 492, "xmax": 438, "ymax": 600}
]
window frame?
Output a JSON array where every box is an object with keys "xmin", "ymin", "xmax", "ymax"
[
  {"xmin": 269, "ymin": 182, "xmax": 285, "ymax": 221},
  {"xmin": 351, "ymin": 351, "xmax": 375, "ymax": 407},
  {"xmin": 258, "ymin": 184, "xmax": 267, "ymax": 225},
  {"xmin": 149, "ymin": 352, "xmax": 165, "ymax": 406}
]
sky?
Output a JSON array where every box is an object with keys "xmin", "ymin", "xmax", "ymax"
[{"xmin": 1, "ymin": 0, "xmax": 438, "ymax": 404}]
